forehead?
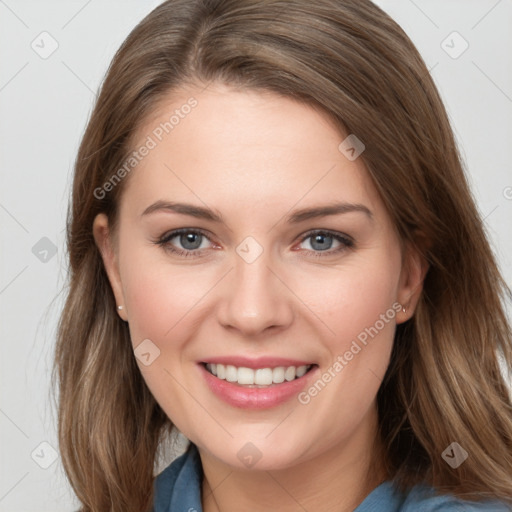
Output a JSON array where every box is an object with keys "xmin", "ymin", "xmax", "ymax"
[{"xmin": 120, "ymin": 83, "xmax": 384, "ymax": 224}]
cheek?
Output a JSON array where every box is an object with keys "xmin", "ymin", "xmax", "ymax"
[
  {"xmin": 290, "ymin": 260, "xmax": 400, "ymax": 433},
  {"xmin": 117, "ymin": 238, "xmax": 190, "ymax": 344},
  {"xmin": 119, "ymin": 259, "xmax": 210, "ymax": 424},
  {"xmin": 123, "ymin": 263, "xmax": 206, "ymax": 346},
  {"xmin": 297, "ymin": 259, "xmax": 399, "ymax": 343}
]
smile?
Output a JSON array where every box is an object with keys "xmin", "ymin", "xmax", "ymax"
[
  {"xmin": 204, "ymin": 363, "xmax": 314, "ymax": 387},
  {"xmin": 199, "ymin": 361, "xmax": 320, "ymax": 409}
]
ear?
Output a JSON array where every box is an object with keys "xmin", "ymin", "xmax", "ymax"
[
  {"xmin": 396, "ymin": 234, "xmax": 430, "ymax": 324},
  {"xmin": 92, "ymin": 213, "xmax": 128, "ymax": 322}
]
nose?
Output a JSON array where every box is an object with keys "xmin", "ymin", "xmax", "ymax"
[{"xmin": 216, "ymin": 248, "xmax": 294, "ymax": 337}]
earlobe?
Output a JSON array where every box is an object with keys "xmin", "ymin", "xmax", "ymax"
[{"xmin": 92, "ymin": 213, "xmax": 127, "ymax": 321}]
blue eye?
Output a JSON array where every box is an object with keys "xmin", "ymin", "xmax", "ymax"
[
  {"xmin": 298, "ymin": 230, "xmax": 354, "ymax": 257},
  {"xmin": 154, "ymin": 228, "xmax": 354, "ymax": 258},
  {"xmin": 155, "ymin": 228, "xmax": 212, "ymax": 257}
]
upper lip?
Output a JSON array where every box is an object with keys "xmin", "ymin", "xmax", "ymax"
[{"xmin": 200, "ymin": 356, "xmax": 316, "ymax": 369}]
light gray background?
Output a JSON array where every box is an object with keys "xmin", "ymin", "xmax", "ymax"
[{"xmin": 1, "ymin": 1, "xmax": 511, "ymax": 510}]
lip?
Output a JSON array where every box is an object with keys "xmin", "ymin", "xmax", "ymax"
[
  {"xmin": 200, "ymin": 355, "xmax": 315, "ymax": 369},
  {"xmin": 198, "ymin": 362, "xmax": 319, "ymax": 410}
]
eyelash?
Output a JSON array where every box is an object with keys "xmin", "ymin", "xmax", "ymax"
[{"xmin": 153, "ymin": 228, "xmax": 354, "ymax": 259}]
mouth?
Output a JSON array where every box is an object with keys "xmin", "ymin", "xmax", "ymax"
[{"xmin": 200, "ymin": 362, "xmax": 318, "ymax": 388}]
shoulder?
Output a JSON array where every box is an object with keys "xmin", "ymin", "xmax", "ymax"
[
  {"xmin": 400, "ymin": 483, "xmax": 511, "ymax": 512},
  {"xmin": 355, "ymin": 481, "xmax": 511, "ymax": 512}
]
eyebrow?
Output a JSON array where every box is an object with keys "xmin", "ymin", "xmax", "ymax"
[{"xmin": 140, "ymin": 200, "xmax": 373, "ymax": 223}]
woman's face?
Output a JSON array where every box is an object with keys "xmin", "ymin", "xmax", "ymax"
[{"xmin": 94, "ymin": 82, "xmax": 424, "ymax": 471}]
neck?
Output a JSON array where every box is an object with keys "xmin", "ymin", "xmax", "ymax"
[{"xmin": 199, "ymin": 406, "xmax": 387, "ymax": 512}]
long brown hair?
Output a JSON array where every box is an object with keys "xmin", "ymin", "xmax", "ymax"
[{"xmin": 52, "ymin": 0, "xmax": 512, "ymax": 510}]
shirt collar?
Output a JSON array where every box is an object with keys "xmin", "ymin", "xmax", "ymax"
[{"xmin": 156, "ymin": 442, "xmax": 203, "ymax": 512}]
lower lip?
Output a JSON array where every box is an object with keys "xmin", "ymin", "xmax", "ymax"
[{"xmin": 199, "ymin": 363, "xmax": 319, "ymax": 410}]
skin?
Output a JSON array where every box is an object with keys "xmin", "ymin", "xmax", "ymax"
[{"xmin": 93, "ymin": 82, "xmax": 428, "ymax": 512}]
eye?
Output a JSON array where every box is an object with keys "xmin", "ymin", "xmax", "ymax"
[
  {"xmin": 297, "ymin": 230, "xmax": 354, "ymax": 257},
  {"xmin": 153, "ymin": 228, "xmax": 354, "ymax": 259},
  {"xmin": 153, "ymin": 228, "xmax": 213, "ymax": 257}
]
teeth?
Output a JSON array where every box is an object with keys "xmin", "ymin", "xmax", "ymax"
[
  {"xmin": 225, "ymin": 365, "xmax": 237, "ymax": 382},
  {"xmin": 296, "ymin": 365, "xmax": 308, "ymax": 378},
  {"xmin": 205, "ymin": 363, "xmax": 312, "ymax": 386},
  {"xmin": 273, "ymin": 367, "xmax": 285, "ymax": 383}
]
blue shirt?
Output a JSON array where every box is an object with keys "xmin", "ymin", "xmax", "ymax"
[{"xmin": 152, "ymin": 443, "xmax": 511, "ymax": 511}]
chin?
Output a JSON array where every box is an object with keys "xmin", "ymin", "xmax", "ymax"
[{"xmin": 206, "ymin": 438, "xmax": 310, "ymax": 472}]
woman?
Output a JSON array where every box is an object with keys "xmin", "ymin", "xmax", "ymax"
[{"xmin": 53, "ymin": 0, "xmax": 512, "ymax": 510}]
